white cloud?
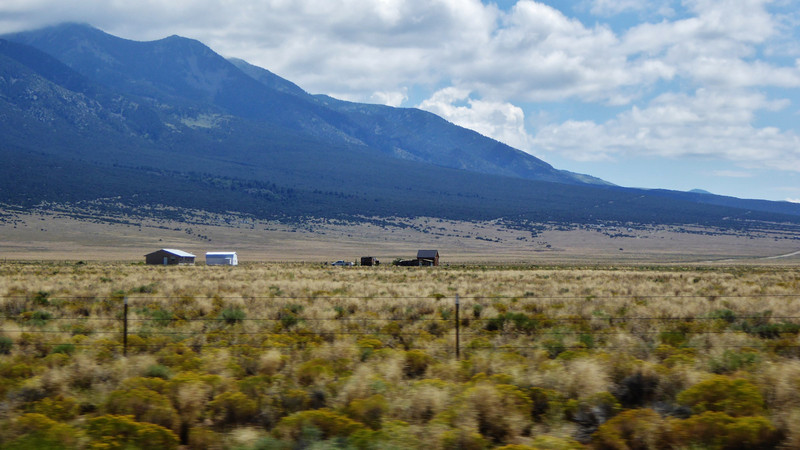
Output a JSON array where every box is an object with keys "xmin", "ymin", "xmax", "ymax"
[
  {"xmin": 467, "ymin": 1, "xmax": 659, "ymax": 103},
  {"xmin": 4, "ymin": 0, "xmax": 797, "ymax": 104},
  {"xmin": 533, "ymin": 88, "xmax": 800, "ymax": 171},
  {"xmin": 193, "ymin": 0, "xmax": 499, "ymax": 98},
  {"xmin": 619, "ymin": 0, "xmax": 800, "ymax": 90},
  {"xmin": 787, "ymin": 198, "xmax": 800, "ymax": 203},
  {"xmin": 418, "ymin": 87, "xmax": 534, "ymax": 151},
  {"xmin": 370, "ymin": 89, "xmax": 408, "ymax": 107}
]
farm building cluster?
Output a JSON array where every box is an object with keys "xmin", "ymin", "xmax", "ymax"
[
  {"xmin": 395, "ymin": 250, "xmax": 440, "ymax": 266},
  {"xmin": 145, "ymin": 249, "xmax": 440, "ymax": 266},
  {"xmin": 144, "ymin": 249, "xmax": 238, "ymax": 266},
  {"xmin": 340, "ymin": 251, "xmax": 440, "ymax": 267}
]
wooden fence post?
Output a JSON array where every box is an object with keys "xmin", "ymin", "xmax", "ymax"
[
  {"xmin": 123, "ymin": 297, "xmax": 128, "ymax": 357},
  {"xmin": 455, "ymin": 294, "xmax": 460, "ymax": 360}
]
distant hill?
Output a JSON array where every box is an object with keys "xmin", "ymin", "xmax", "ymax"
[{"xmin": 2, "ymin": 23, "xmax": 800, "ymax": 231}]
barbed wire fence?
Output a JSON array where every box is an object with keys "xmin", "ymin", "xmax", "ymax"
[{"xmin": 1, "ymin": 293, "xmax": 799, "ymax": 358}]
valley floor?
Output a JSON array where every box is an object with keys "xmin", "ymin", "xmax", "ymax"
[
  {"xmin": 1, "ymin": 261, "xmax": 800, "ymax": 448},
  {"xmin": 1, "ymin": 206, "xmax": 799, "ymax": 265}
]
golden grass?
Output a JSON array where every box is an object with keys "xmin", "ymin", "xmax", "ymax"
[{"xmin": 0, "ymin": 261, "xmax": 799, "ymax": 447}]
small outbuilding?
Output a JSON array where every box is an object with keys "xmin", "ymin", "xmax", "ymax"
[
  {"xmin": 206, "ymin": 252, "xmax": 238, "ymax": 266},
  {"xmin": 396, "ymin": 259, "xmax": 421, "ymax": 267},
  {"xmin": 417, "ymin": 250, "xmax": 440, "ymax": 266},
  {"xmin": 361, "ymin": 256, "xmax": 379, "ymax": 266},
  {"xmin": 145, "ymin": 249, "xmax": 196, "ymax": 265}
]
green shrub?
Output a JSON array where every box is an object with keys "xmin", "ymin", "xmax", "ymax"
[
  {"xmin": 187, "ymin": 427, "xmax": 223, "ymax": 449},
  {"xmin": 21, "ymin": 310, "xmax": 53, "ymax": 326},
  {"xmin": 542, "ymin": 338, "xmax": 566, "ymax": 358},
  {"xmin": 671, "ymin": 411, "xmax": 779, "ymax": 449},
  {"xmin": 296, "ymin": 359, "xmax": 334, "ymax": 386},
  {"xmin": 457, "ymin": 383, "xmax": 533, "ymax": 444},
  {"xmin": 708, "ymin": 349, "xmax": 760, "ymax": 374},
  {"xmin": 3, "ymin": 413, "xmax": 80, "ymax": 450},
  {"xmin": 132, "ymin": 283, "xmax": 158, "ymax": 294},
  {"xmin": 273, "ymin": 409, "xmax": 365, "ymax": 441},
  {"xmin": 708, "ymin": 308, "xmax": 737, "ymax": 323},
  {"xmin": 485, "ymin": 312, "xmax": 540, "ymax": 334},
  {"xmin": 51, "ymin": 343, "xmax": 76, "ymax": 355},
  {"xmin": 32, "ymin": 291, "xmax": 50, "ymax": 306},
  {"xmin": 740, "ymin": 321, "xmax": 800, "ymax": 339},
  {"xmin": 144, "ymin": 364, "xmax": 171, "ymax": 379},
  {"xmin": 28, "ymin": 396, "xmax": 80, "ymax": 421},
  {"xmin": 658, "ymin": 330, "xmax": 688, "ymax": 347},
  {"xmin": 220, "ymin": 307, "xmax": 245, "ymax": 325},
  {"xmin": 733, "ymin": 310, "xmax": 800, "ymax": 338},
  {"xmin": 103, "ymin": 388, "xmax": 180, "ymax": 432},
  {"xmin": 156, "ymin": 344, "xmax": 202, "ymax": 371},
  {"xmin": 677, "ymin": 375, "xmax": 764, "ymax": 416},
  {"xmin": 278, "ymin": 312, "xmax": 301, "ymax": 329},
  {"xmin": 578, "ymin": 333, "xmax": 595, "ymax": 349},
  {"xmin": 564, "ymin": 392, "xmax": 621, "ymax": 436},
  {"xmin": 0, "ymin": 336, "xmax": 13, "ymax": 355},
  {"xmin": 121, "ymin": 376, "xmax": 170, "ymax": 394},
  {"xmin": 526, "ymin": 387, "xmax": 566, "ymax": 423},
  {"xmin": 404, "ymin": 350, "xmax": 433, "ymax": 378},
  {"xmin": 344, "ymin": 394, "xmax": 389, "ymax": 430},
  {"xmin": 524, "ymin": 435, "xmax": 583, "ymax": 449},
  {"xmin": 69, "ymin": 322, "xmax": 93, "ymax": 336},
  {"xmin": 592, "ymin": 408, "xmax": 672, "ymax": 449},
  {"xmin": 86, "ymin": 414, "xmax": 179, "ymax": 450},
  {"xmin": 437, "ymin": 428, "xmax": 489, "ymax": 449},
  {"xmin": 347, "ymin": 420, "xmax": 416, "ymax": 449},
  {"xmin": 280, "ymin": 388, "xmax": 311, "ymax": 413},
  {"xmin": 151, "ymin": 309, "xmax": 175, "ymax": 327},
  {"xmin": 207, "ymin": 391, "xmax": 258, "ymax": 426}
]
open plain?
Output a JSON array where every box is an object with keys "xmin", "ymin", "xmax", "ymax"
[
  {"xmin": 2, "ymin": 207, "xmax": 800, "ymax": 265},
  {"xmin": 3, "ymin": 204, "xmax": 800, "ymax": 447},
  {"xmin": 1, "ymin": 254, "xmax": 800, "ymax": 447}
]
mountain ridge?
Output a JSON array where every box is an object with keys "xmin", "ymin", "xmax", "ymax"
[
  {"xmin": 2, "ymin": 23, "xmax": 800, "ymax": 232},
  {"xmin": 3, "ymin": 23, "xmax": 602, "ymax": 185}
]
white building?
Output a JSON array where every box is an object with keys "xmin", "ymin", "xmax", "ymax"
[{"xmin": 205, "ymin": 252, "xmax": 238, "ymax": 266}]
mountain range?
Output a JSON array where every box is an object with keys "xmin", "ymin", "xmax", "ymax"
[{"xmin": 2, "ymin": 23, "xmax": 799, "ymax": 231}]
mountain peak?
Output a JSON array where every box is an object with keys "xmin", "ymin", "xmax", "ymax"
[
  {"xmin": 2, "ymin": 22, "xmax": 611, "ymax": 185},
  {"xmin": 2, "ymin": 23, "xmax": 800, "ymax": 227}
]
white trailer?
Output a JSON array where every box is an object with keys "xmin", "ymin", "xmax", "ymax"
[{"xmin": 205, "ymin": 252, "xmax": 238, "ymax": 266}]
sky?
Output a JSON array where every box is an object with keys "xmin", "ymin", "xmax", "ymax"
[{"xmin": 2, "ymin": 0, "xmax": 800, "ymax": 202}]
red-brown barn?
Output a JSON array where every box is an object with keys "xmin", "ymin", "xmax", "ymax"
[{"xmin": 417, "ymin": 250, "xmax": 440, "ymax": 266}]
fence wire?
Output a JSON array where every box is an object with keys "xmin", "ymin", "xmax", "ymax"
[{"xmin": 2, "ymin": 293, "xmax": 800, "ymax": 356}]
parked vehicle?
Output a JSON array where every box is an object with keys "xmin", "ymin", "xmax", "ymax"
[{"xmin": 330, "ymin": 260, "xmax": 353, "ymax": 266}]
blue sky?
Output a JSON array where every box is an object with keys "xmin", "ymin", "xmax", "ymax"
[{"xmin": 2, "ymin": 0, "xmax": 799, "ymax": 201}]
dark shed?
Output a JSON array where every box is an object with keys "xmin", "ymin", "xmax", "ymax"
[
  {"xmin": 416, "ymin": 250, "xmax": 440, "ymax": 266},
  {"xmin": 145, "ymin": 249, "xmax": 196, "ymax": 265},
  {"xmin": 361, "ymin": 256, "xmax": 380, "ymax": 266}
]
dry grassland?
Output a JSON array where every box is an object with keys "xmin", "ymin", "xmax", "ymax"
[
  {"xmin": 1, "ymin": 261, "xmax": 800, "ymax": 448},
  {"xmin": 2, "ymin": 208, "xmax": 800, "ymax": 264}
]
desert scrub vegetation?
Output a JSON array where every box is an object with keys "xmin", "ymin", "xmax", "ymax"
[{"xmin": 0, "ymin": 261, "xmax": 800, "ymax": 448}]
